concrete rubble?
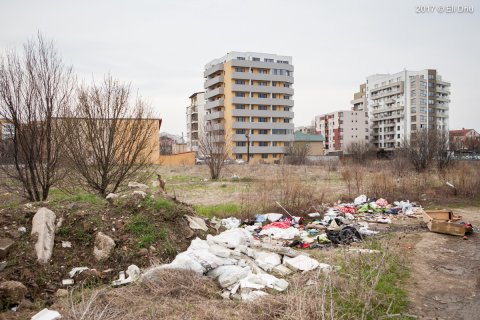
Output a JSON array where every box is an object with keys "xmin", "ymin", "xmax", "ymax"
[
  {"xmin": 31, "ymin": 208, "xmax": 56, "ymax": 264},
  {"xmin": 93, "ymin": 232, "xmax": 115, "ymax": 261}
]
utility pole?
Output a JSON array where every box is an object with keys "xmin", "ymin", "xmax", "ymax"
[{"xmin": 245, "ymin": 131, "xmax": 250, "ymax": 163}]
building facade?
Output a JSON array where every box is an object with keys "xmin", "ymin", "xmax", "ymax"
[
  {"xmin": 294, "ymin": 125, "xmax": 316, "ymax": 134},
  {"xmin": 293, "ymin": 131, "xmax": 325, "ymax": 156},
  {"xmin": 351, "ymin": 83, "xmax": 367, "ymax": 111},
  {"xmin": 204, "ymin": 52, "xmax": 294, "ymax": 162},
  {"xmin": 315, "ymin": 110, "xmax": 369, "ymax": 154},
  {"xmin": 449, "ymin": 128, "xmax": 480, "ymax": 151},
  {"xmin": 361, "ymin": 69, "xmax": 450, "ymax": 150},
  {"xmin": 186, "ymin": 92, "xmax": 205, "ymax": 152}
]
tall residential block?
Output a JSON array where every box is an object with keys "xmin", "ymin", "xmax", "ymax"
[
  {"xmin": 359, "ymin": 69, "xmax": 450, "ymax": 150},
  {"xmin": 186, "ymin": 92, "xmax": 205, "ymax": 152},
  {"xmin": 204, "ymin": 52, "xmax": 294, "ymax": 162},
  {"xmin": 315, "ymin": 110, "xmax": 369, "ymax": 154}
]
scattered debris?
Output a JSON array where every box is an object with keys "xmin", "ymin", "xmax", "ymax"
[
  {"xmin": 128, "ymin": 181, "xmax": 149, "ymax": 190},
  {"xmin": 18, "ymin": 226, "xmax": 27, "ymax": 233},
  {"xmin": 132, "ymin": 190, "xmax": 147, "ymax": 199},
  {"xmin": 61, "ymin": 241, "xmax": 72, "ymax": 248},
  {"xmin": 31, "ymin": 308, "xmax": 62, "ymax": 320},
  {"xmin": 68, "ymin": 267, "xmax": 89, "ymax": 278},
  {"xmin": 106, "ymin": 193, "xmax": 119, "ymax": 204},
  {"xmin": 93, "ymin": 232, "xmax": 115, "ymax": 261},
  {"xmin": 185, "ymin": 215, "xmax": 208, "ymax": 231},
  {"xmin": 31, "ymin": 208, "xmax": 56, "ymax": 264},
  {"xmin": 0, "ymin": 238, "xmax": 14, "ymax": 259},
  {"xmin": 61, "ymin": 279, "xmax": 74, "ymax": 286},
  {"xmin": 112, "ymin": 265, "xmax": 141, "ymax": 286}
]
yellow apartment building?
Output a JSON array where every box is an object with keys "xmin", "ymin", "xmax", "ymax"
[{"xmin": 204, "ymin": 52, "xmax": 294, "ymax": 163}]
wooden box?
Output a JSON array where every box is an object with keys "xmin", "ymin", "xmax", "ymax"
[{"xmin": 422, "ymin": 210, "xmax": 466, "ymax": 236}]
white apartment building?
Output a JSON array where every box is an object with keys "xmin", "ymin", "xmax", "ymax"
[
  {"xmin": 315, "ymin": 110, "xmax": 369, "ymax": 154},
  {"xmin": 186, "ymin": 92, "xmax": 205, "ymax": 152},
  {"xmin": 362, "ymin": 69, "xmax": 450, "ymax": 150}
]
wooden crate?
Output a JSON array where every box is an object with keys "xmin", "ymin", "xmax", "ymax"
[{"xmin": 422, "ymin": 210, "xmax": 466, "ymax": 236}]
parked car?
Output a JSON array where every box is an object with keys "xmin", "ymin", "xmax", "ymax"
[{"xmin": 195, "ymin": 157, "xmax": 205, "ymax": 165}]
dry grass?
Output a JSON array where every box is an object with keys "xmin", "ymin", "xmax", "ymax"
[{"xmin": 57, "ymin": 239, "xmax": 410, "ymax": 320}]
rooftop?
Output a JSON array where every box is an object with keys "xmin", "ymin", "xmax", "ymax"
[{"xmin": 294, "ymin": 131, "xmax": 325, "ymax": 142}]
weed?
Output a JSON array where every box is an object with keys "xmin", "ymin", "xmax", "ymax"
[
  {"xmin": 125, "ymin": 214, "xmax": 158, "ymax": 248},
  {"xmin": 142, "ymin": 197, "xmax": 174, "ymax": 211},
  {"xmin": 194, "ymin": 203, "xmax": 241, "ymax": 219}
]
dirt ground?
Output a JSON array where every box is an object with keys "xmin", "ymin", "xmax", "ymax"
[{"xmin": 405, "ymin": 207, "xmax": 480, "ymax": 319}]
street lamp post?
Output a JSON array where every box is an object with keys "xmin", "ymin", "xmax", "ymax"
[{"xmin": 245, "ymin": 131, "xmax": 250, "ymax": 163}]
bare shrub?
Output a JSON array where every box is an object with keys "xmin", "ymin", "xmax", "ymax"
[
  {"xmin": 62, "ymin": 76, "xmax": 157, "ymax": 196},
  {"xmin": 0, "ymin": 33, "xmax": 75, "ymax": 201},
  {"xmin": 346, "ymin": 141, "xmax": 372, "ymax": 164},
  {"xmin": 284, "ymin": 143, "xmax": 311, "ymax": 165},
  {"xmin": 443, "ymin": 161, "xmax": 480, "ymax": 198},
  {"xmin": 391, "ymin": 149, "xmax": 410, "ymax": 178},
  {"xmin": 404, "ymin": 129, "xmax": 453, "ymax": 172}
]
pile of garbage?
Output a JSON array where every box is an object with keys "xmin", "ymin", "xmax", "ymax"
[
  {"xmin": 143, "ymin": 195, "xmax": 422, "ymax": 301},
  {"xmin": 143, "ymin": 227, "xmax": 332, "ymax": 301}
]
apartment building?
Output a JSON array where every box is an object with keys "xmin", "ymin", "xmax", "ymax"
[
  {"xmin": 361, "ymin": 69, "xmax": 450, "ymax": 150},
  {"xmin": 315, "ymin": 110, "xmax": 369, "ymax": 154},
  {"xmin": 186, "ymin": 92, "xmax": 205, "ymax": 152},
  {"xmin": 351, "ymin": 84, "xmax": 367, "ymax": 111},
  {"xmin": 295, "ymin": 125, "xmax": 316, "ymax": 134},
  {"xmin": 204, "ymin": 52, "xmax": 294, "ymax": 162}
]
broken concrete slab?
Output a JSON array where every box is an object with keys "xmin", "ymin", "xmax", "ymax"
[
  {"xmin": 185, "ymin": 215, "xmax": 208, "ymax": 231},
  {"xmin": 31, "ymin": 208, "xmax": 56, "ymax": 264},
  {"xmin": 93, "ymin": 232, "xmax": 115, "ymax": 261},
  {"xmin": 0, "ymin": 238, "xmax": 14, "ymax": 259},
  {"xmin": 31, "ymin": 308, "xmax": 62, "ymax": 320}
]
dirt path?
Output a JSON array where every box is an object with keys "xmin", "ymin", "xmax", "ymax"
[{"xmin": 406, "ymin": 207, "xmax": 480, "ymax": 319}]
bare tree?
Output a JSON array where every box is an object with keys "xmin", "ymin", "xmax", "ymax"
[
  {"xmin": 62, "ymin": 76, "xmax": 157, "ymax": 196},
  {"xmin": 346, "ymin": 141, "xmax": 371, "ymax": 164},
  {"xmin": 199, "ymin": 124, "xmax": 229, "ymax": 179},
  {"xmin": 285, "ymin": 143, "xmax": 311, "ymax": 165},
  {"xmin": 0, "ymin": 34, "xmax": 75, "ymax": 201}
]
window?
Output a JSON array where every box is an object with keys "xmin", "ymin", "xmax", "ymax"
[
  {"xmin": 258, "ymin": 81, "xmax": 268, "ymax": 86},
  {"xmin": 397, "ymin": 134, "xmax": 400, "ymax": 138},
  {"xmin": 252, "ymin": 57, "xmax": 260, "ymax": 61},
  {"xmin": 235, "ymin": 104, "xmax": 245, "ymax": 109},
  {"xmin": 236, "ymin": 154, "xmax": 243, "ymax": 159},
  {"xmin": 236, "ymin": 117, "xmax": 246, "ymax": 122},
  {"xmin": 272, "ymin": 94, "xmax": 277, "ymax": 98},
  {"xmin": 411, "ymin": 90, "xmax": 416, "ymax": 97},
  {"xmin": 272, "ymin": 153, "xmax": 278, "ymax": 158},
  {"xmin": 1, "ymin": 123, "xmax": 14, "ymax": 140},
  {"xmin": 236, "ymin": 142, "xmax": 246, "ymax": 147},
  {"xmin": 237, "ymin": 57, "xmax": 245, "ymax": 60},
  {"xmin": 264, "ymin": 58, "xmax": 274, "ymax": 63},
  {"xmin": 258, "ymin": 93, "xmax": 268, "ymax": 98},
  {"xmin": 284, "ymin": 118, "xmax": 290, "ymax": 123},
  {"xmin": 259, "ymin": 129, "xmax": 268, "ymax": 134},
  {"xmin": 236, "ymin": 129, "xmax": 246, "ymax": 134},
  {"xmin": 283, "ymin": 95, "xmax": 290, "ymax": 100},
  {"xmin": 272, "ymin": 142, "xmax": 278, "ymax": 146},
  {"xmin": 258, "ymin": 105, "xmax": 268, "ymax": 110},
  {"xmin": 261, "ymin": 154, "xmax": 268, "ymax": 159},
  {"xmin": 259, "ymin": 69, "xmax": 268, "ymax": 74},
  {"xmin": 397, "ymin": 126, "xmax": 400, "ymax": 130},
  {"xmin": 411, "ymin": 116, "xmax": 416, "ymax": 122},
  {"xmin": 235, "ymin": 80, "xmax": 245, "ymax": 85},
  {"xmin": 284, "ymin": 107, "xmax": 290, "ymax": 111},
  {"xmin": 235, "ymin": 67, "xmax": 245, "ymax": 72},
  {"xmin": 272, "ymin": 106, "xmax": 277, "ymax": 111},
  {"xmin": 259, "ymin": 141, "xmax": 268, "ymax": 147},
  {"xmin": 235, "ymin": 92, "xmax": 245, "ymax": 97},
  {"xmin": 259, "ymin": 117, "xmax": 268, "ymax": 122},
  {"xmin": 272, "ymin": 118, "xmax": 277, "ymax": 122}
]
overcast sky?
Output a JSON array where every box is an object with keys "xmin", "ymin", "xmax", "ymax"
[{"xmin": 1, "ymin": 0, "xmax": 479, "ymax": 134}]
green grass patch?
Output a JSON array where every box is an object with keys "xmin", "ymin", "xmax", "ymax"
[
  {"xmin": 142, "ymin": 196, "xmax": 175, "ymax": 211},
  {"xmin": 194, "ymin": 203, "xmax": 241, "ymax": 218},
  {"xmin": 48, "ymin": 189, "xmax": 104, "ymax": 206},
  {"xmin": 125, "ymin": 214, "xmax": 159, "ymax": 248}
]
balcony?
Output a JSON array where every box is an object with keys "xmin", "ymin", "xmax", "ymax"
[
  {"xmin": 232, "ymin": 134, "xmax": 294, "ymax": 142},
  {"xmin": 231, "ymin": 84, "xmax": 294, "ymax": 95},
  {"xmin": 204, "ymin": 75, "xmax": 224, "ymax": 89},
  {"xmin": 205, "ymin": 99, "xmax": 224, "ymax": 110},
  {"xmin": 230, "ymin": 59, "xmax": 294, "ymax": 72},
  {"xmin": 205, "ymin": 87, "xmax": 224, "ymax": 99},
  {"xmin": 232, "ymin": 122, "xmax": 294, "ymax": 130},
  {"xmin": 231, "ymin": 96, "xmax": 294, "ymax": 107},
  {"xmin": 205, "ymin": 111, "xmax": 224, "ymax": 121},
  {"xmin": 231, "ymin": 109, "xmax": 294, "ymax": 118},
  {"xmin": 231, "ymin": 72, "xmax": 294, "ymax": 83},
  {"xmin": 204, "ymin": 63, "xmax": 224, "ymax": 77}
]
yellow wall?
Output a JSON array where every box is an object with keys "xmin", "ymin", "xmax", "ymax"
[
  {"xmin": 158, "ymin": 152, "xmax": 195, "ymax": 166},
  {"xmin": 293, "ymin": 141, "xmax": 324, "ymax": 156}
]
